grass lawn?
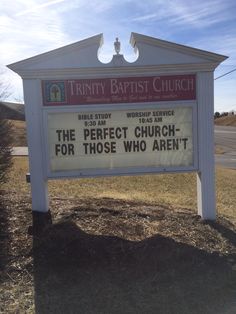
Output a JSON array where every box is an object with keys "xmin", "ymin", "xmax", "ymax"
[
  {"xmin": 4, "ymin": 157, "xmax": 236, "ymax": 219},
  {"xmin": 1, "ymin": 157, "xmax": 236, "ymax": 313}
]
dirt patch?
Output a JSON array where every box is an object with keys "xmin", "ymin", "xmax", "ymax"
[{"xmin": 1, "ymin": 190, "xmax": 236, "ymax": 313}]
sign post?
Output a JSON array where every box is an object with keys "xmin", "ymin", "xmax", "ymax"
[{"xmin": 8, "ymin": 33, "xmax": 227, "ymax": 226}]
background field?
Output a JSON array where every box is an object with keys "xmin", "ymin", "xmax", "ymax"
[
  {"xmin": 215, "ymin": 115, "xmax": 236, "ymax": 127},
  {"xmin": 10, "ymin": 120, "xmax": 27, "ymax": 146}
]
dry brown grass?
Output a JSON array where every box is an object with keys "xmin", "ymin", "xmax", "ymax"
[
  {"xmin": 10, "ymin": 120, "xmax": 27, "ymax": 146},
  {"xmin": 1, "ymin": 157, "xmax": 236, "ymax": 313},
  {"xmin": 5, "ymin": 157, "xmax": 236, "ymax": 220},
  {"xmin": 215, "ymin": 115, "xmax": 236, "ymax": 126},
  {"xmin": 215, "ymin": 145, "xmax": 226, "ymax": 154}
]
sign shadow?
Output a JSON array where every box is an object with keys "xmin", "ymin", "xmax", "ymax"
[
  {"xmin": 33, "ymin": 220, "xmax": 236, "ymax": 314},
  {"xmin": 0, "ymin": 193, "xmax": 10, "ymax": 273}
]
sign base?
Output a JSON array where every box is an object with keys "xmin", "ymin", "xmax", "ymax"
[{"xmin": 28, "ymin": 211, "xmax": 52, "ymax": 236}]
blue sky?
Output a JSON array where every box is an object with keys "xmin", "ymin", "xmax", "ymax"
[{"xmin": 0, "ymin": 0, "xmax": 236, "ymax": 112}]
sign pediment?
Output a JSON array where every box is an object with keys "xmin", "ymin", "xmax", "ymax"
[
  {"xmin": 7, "ymin": 32, "xmax": 227, "ymax": 77},
  {"xmin": 130, "ymin": 32, "xmax": 227, "ymax": 66},
  {"xmin": 7, "ymin": 34, "xmax": 104, "ymax": 72}
]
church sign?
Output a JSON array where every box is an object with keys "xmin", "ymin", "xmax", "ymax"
[
  {"xmin": 45, "ymin": 105, "xmax": 195, "ymax": 177},
  {"xmin": 42, "ymin": 74, "xmax": 196, "ymax": 106},
  {"xmin": 7, "ymin": 33, "xmax": 227, "ymax": 220}
]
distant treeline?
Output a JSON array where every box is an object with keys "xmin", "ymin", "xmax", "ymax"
[{"xmin": 214, "ymin": 111, "xmax": 235, "ymax": 119}]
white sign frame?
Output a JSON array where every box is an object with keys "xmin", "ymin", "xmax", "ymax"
[
  {"xmin": 8, "ymin": 33, "xmax": 228, "ymax": 220},
  {"xmin": 42, "ymin": 101, "xmax": 198, "ymax": 179}
]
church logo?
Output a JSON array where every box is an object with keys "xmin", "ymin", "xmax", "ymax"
[{"xmin": 43, "ymin": 81, "xmax": 67, "ymax": 104}]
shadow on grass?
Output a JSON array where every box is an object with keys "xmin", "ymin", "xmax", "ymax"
[
  {"xmin": 207, "ymin": 220, "xmax": 236, "ymax": 248},
  {"xmin": 0, "ymin": 193, "xmax": 10, "ymax": 275},
  {"xmin": 33, "ymin": 221, "xmax": 236, "ymax": 314}
]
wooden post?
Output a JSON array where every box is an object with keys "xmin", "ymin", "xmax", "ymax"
[
  {"xmin": 197, "ymin": 72, "xmax": 216, "ymax": 220},
  {"xmin": 23, "ymin": 79, "xmax": 49, "ymax": 213}
]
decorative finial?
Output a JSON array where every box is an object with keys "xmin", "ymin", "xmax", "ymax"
[{"xmin": 114, "ymin": 37, "xmax": 121, "ymax": 55}]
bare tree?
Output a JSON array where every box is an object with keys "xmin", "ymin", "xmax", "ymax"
[{"xmin": 0, "ymin": 77, "xmax": 11, "ymax": 100}]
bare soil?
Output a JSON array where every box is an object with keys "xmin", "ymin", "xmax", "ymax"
[{"xmin": 1, "ymin": 186, "xmax": 236, "ymax": 313}]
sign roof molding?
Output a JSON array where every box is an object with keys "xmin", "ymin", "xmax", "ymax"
[
  {"xmin": 7, "ymin": 32, "xmax": 228, "ymax": 78},
  {"xmin": 130, "ymin": 32, "xmax": 227, "ymax": 64}
]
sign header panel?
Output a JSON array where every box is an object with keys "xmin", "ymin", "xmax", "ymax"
[
  {"xmin": 46, "ymin": 106, "xmax": 194, "ymax": 174},
  {"xmin": 42, "ymin": 75, "xmax": 196, "ymax": 106}
]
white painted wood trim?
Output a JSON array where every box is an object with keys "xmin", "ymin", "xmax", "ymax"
[
  {"xmin": 13, "ymin": 63, "xmax": 218, "ymax": 79},
  {"xmin": 130, "ymin": 32, "xmax": 228, "ymax": 63},
  {"xmin": 196, "ymin": 71, "xmax": 216, "ymax": 220},
  {"xmin": 23, "ymin": 79, "xmax": 49, "ymax": 212},
  {"xmin": 7, "ymin": 34, "xmax": 103, "ymax": 71}
]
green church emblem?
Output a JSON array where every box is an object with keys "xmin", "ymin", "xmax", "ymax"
[{"xmin": 45, "ymin": 81, "xmax": 66, "ymax": 103}]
